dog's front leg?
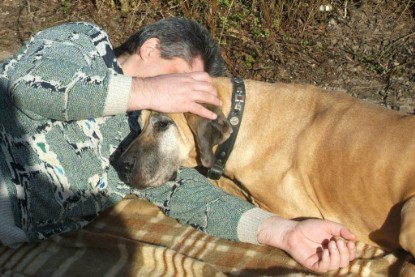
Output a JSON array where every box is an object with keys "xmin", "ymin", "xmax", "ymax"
[{"xmin": 400, "ymin": 195, "xmax": 415, "ymax": 256}]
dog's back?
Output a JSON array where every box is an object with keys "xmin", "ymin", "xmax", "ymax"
[
  {"xmin": 214, "ymin": 78, "xmax": 415, "ymax": 252},
  {"xmin": 118, "ymin": 76, "xmax": 415, "ymax": 254}
]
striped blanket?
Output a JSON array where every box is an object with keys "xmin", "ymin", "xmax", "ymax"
[{"xmin": 1, "ymin": 195, "xmax": 413, "ymax": 277}]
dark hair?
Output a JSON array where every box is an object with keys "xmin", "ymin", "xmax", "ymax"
[{"xmin": 114, "ymin": 17, "xmax": 225, "ymax": 76}]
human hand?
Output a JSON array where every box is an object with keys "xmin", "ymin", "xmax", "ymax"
[
  {"xmin": 129, "ymin": 72, "xmax": 221, "ymax": 120},
  {"xmin": 257, "ymin": 217, "xmax": 356, "ymax": 273}
]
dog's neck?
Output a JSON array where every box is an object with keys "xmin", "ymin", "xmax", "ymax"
[{"xmin": 208, "ymin": 78, "xmax": 246, "ymax": 180}]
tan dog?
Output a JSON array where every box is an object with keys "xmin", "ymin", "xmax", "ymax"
[{"xmin": 114, "ymin": 77, "xmax": 415, "ymax": 256}]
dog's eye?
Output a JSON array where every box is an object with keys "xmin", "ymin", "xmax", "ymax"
[{"xmin": 154, "ymin": 120, "xmax": 172, "ymax": 132}]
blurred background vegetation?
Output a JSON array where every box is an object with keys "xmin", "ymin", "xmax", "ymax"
[{"xmin": 1, "ymin": 0, "xmax": 414, "ymax": 111}]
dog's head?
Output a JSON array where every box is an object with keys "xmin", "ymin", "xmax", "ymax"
[{"xmin": 113, "ymin": 106, "xmax": 232, "ymax": 189}]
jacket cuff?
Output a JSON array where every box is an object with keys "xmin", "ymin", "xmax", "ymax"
[
  {"xmin": 237, "ymin": 207, "xmax": 275, "ymax": 244},
  {"xmin": 103, "ymin": 74, "xmax": 132, "ymax": 116}
]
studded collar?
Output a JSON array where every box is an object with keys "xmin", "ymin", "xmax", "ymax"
[{"xmin": 208, "ymin": 77, "xmax": 246, "ymax": 180}]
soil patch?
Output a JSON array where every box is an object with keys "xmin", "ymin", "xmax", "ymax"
[{"xmin": 1, "ymin": 0, "xmax": 414, "ymax": 112}]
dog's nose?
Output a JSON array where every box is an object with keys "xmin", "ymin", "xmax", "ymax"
[{"xmin": 120, "ymin": 156, "xmax": 136, "ymax": 173}]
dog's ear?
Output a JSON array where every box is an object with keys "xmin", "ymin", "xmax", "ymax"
[{"xmin": 185, "ymin": 105, "xmax": 232, "ymax": 168}]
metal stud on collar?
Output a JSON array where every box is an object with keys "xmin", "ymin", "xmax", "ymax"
[{"xmin": 208, "ymin": 77, "xmax": 246, "ymax": 180}]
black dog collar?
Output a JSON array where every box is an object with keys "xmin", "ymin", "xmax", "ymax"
[{"xmin": 208, "ymin": 77, "xmax": 246, "ymax": 180}]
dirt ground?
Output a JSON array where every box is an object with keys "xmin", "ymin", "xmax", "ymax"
[{"xmin": 1, "ymin": 0, "xmax": 414, "ymax": 112}]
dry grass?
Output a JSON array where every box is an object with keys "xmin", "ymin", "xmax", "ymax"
[{"xmin": 1, "ymin": 0, "xmax": 415, "ymax": 111}]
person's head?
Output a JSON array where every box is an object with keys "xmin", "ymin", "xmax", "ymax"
[{"xmin": 114, "ymin": 17, "xmax": 225, "ymax": 77}]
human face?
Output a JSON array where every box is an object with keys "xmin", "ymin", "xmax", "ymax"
[
  {"xmin": 138, "ymin": 55, "xmax": 205, "ymax": 77},
  {"xmin": 118, "ymin": 39, "xmax": 205, "ymax": 77}
]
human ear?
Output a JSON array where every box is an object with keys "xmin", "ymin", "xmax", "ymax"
[{"xmin": 138, "ymin": 38, "xmax": 161, "ymax": 60}]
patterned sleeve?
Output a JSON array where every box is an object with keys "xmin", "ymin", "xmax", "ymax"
[
  {"xmin": 133, "ymin": 167, "xmax": 256, "ymax": 241},
  {"xmin": 3, "ymin": 22, "xmax": 131, "ymax": 121}
]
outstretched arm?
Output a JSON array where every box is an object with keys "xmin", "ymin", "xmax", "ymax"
[{"xmin": 136, "ymin": 167, "xmax": 356, "ymax": 273}]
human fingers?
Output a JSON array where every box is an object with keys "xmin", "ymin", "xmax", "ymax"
[
  {"xmin": 188, "ymin": 72, "xmax": 218, "ymax": 96},
  {"xmin": 326, "ymin": 240, "xmax": 341, "ymax": 271},
  {"xmin": 188, "ymin": 71, "xmax": 214, "ymax": 83},
  {"xmin": 324, "ymin": 221, "xmax": 356, "ymax": 242},
  {"xmin": 312, "ymin": 247, "xmax": 330, "ymax": 273},
  {"xmin": 346, "ymin": 240, "xmax": 356, "ymax": 261},
  {"xmin": 191, "ymin": 86, "xmax": 222, "ymax": 107},
  {"xmin": 334, "ymin": 239, "xmax": 351, "ymax": 268},
  {"xmin": 339, "ymin": 227, "xmax": 357, "ymax": 241},
  {"xmin": 188, "ymin": 102, "xmax": 218, "ymax": 120}
]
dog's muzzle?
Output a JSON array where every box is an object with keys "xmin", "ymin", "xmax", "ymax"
[{"xmin": 111, "ymin": 112, "xmax": 184, "ymax": 189}]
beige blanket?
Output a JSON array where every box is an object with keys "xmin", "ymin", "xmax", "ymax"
[{"xmin": 0, "ymin": 196, "xmax": 413, "ymax": 276}]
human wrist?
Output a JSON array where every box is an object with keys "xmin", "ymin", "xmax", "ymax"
[
  {"xmin": 237, "ymin": 208, "xmax": 275, "ymax": 244},
  {"xmin": 128, "ymin": 77, "xmax": 152, "ymax": 111},
  {"xmin": 257, "ymin": 215, "xmax": 298, "ymax": 251},
  {"xmin": 103, "ymin": 74, "xmax": 132, "ymax": 115}
]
